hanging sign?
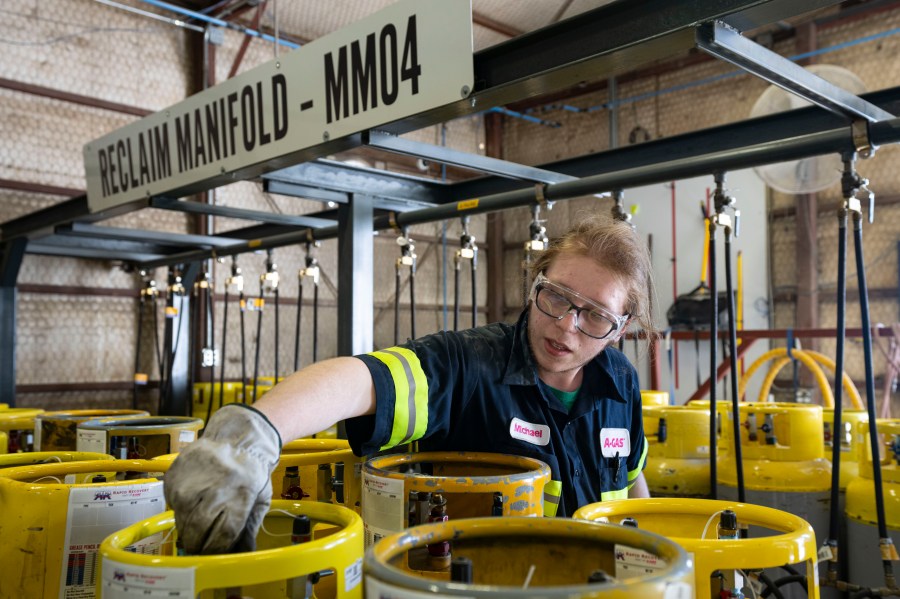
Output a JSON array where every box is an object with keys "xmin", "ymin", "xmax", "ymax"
[{"xmin": 83, "ymin": 0, "xmax": 474, "ymax": 213}]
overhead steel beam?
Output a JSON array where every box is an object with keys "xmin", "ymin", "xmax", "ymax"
[
  {"xmin": 150, "ymin": 197, "xmax": 336, "ymax": 228},
  {"xmin": 696, "ymin": 21, "xmax": 894, "ymax": 122},
  {"xmin": 365, "ymin": 131, "xmax": 575, "ymax": 184},
  {"xmin": 263, "ymin": 180, "xmax": 350, "ymax": 205},
  {"xmin": 264, "ymin": 160, "xmax": 451, "ymax": 207},
  {"xmin": 134, "ymin": 94, "xmax": 900, "ymax": 271},
  {"xmin": 58, "ymin": 223, "xmax": 246, "ymax": 248},
  {"xmin": 0, "ymin": 238, "xmax": 26, "ymax": 406},
  {"xmin": 26, "ymin": 242, "xmax": 165, "ymax": 263},
  {"xmin": 450, "ymin": 86, "xmax": 900, "ymax": 201}
]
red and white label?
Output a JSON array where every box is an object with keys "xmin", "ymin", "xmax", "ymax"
[
  {"xmin": 509, "ymin": 417, "xmax": 550, "ymax": 446},
  {"xmin": 600, "ymin": 428, "xmax": 631, "ymax": 458}
]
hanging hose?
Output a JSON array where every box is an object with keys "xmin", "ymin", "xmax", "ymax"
[
  {"xmin": 454, "ymin": 216, "xmax": 478, "ymax": 331},
  {"xmin": 826, "ymin": 180, "xmax": 850, "ymax": 586},
  {"xmin": 239, "ymin": 277, "xmax": 248, "ymax": 404},
  {"xmin": 853, "ymin": 207, "xmax": 897, "ymax": 587},
  {"xmin": 196, "ymin": 267, "xmax": 214, "ymax": 419},
  {"xmin": 132, "ymin": 273, "xmax": 158, "ymax": 410},
  {"xmin": 723, "ymin": 210, "xmax": 745, "ymax": 503},
  {"xmin": 252, "ymin": 249, "xmax": 279, "ymax": 403},
  {"xmin": 133, "ymin": 287, "xmax": 144, "ymax": 411},
  {"xmin": 522, "ymin": 205, "xmax": 549, "ymax": 307},
  {"xmin": 708, "ymin": 214, "xmax": 718, "ymax": 500},
  {"xmin": 159, "ymin": 268, "xmax": 186, "ymax": 415},
  {"xmin": 251, "ymin": 281, "xmax": 264, "ymax": 406},
  {"xmin": 216, "ymin": 259, "xmax": 241, "ymax": 420},
  {"xmin": 296, "ymin": 240, "xmax": 320, "ymax": 369},
  {"xmin": 713, "ymin": 172, "xmax": 745, "ymax": 503},
  {"xmin": 395, "ymin": 229, "xmax": 417, "ymax": 344}
]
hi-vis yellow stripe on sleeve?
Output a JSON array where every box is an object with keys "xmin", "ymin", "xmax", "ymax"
[
  {"xmin": 543, "ymin": 480, "xmax": 562, "ymax": 517},
  {"xmin": 627, "ymin": 437, "xmax": 649, "ymax": 486},
  {"xmin": 368, "ymin": 347, "xmax": 429, "ymax": 450}
]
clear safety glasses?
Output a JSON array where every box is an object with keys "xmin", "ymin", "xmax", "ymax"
[{"xmin": 529, "ymin": 273, "xmax": 629, "ymax": 340}]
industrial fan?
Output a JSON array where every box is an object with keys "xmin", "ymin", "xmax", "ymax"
[{"xmin": 750, "ymin": 64, "xmax": 868, "ymax": 194}]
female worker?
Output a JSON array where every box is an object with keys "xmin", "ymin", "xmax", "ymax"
[{"xmin": 165, "ymin": 214, "xmax": 654, "ymax": 554}]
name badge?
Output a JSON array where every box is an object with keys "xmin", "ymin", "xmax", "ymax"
[
  {"xmin": 600, "ymin": 428, "xmax": 631, "ymax": 458},
  {"xmin": 510, "ymin": 417, "xmax": 550, "ymax": 446}
]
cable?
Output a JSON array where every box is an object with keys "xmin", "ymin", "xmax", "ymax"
[{"xmin": 701, "ymin": 510, "xmax": 723, "ymax": 539}]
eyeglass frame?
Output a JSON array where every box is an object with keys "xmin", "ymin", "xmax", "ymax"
[{"xmin": 528, "ymin": 272, "xmax": 630, "ymax": 340}]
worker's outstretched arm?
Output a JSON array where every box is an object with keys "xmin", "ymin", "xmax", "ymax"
[{"xmin": 164, "ymin": 357, "xmax": 376, "ymax": 555}]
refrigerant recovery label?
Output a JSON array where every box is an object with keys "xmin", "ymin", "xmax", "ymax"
[{"xmin": 83, "ymin": 0, "xmax": 474, "ymax": 213}]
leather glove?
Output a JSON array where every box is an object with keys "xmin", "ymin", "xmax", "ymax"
[{"xmin": 164, "ymin": 404, "xmax": 282, "ymax": 554}]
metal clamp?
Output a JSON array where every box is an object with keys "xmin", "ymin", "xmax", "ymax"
[
  {"xmin": 712, "ymin": 172, "xmax": 740, "ymax": 237},
  {"xmin": 396, "ymin": 227, "xmax": 417, "ymax": 274},
  {"xmin": 260, "ymin": 249, "xmax": 279, "ymax": 293},
  {"xmin": 456, "ymin": 217, "xmax": 478, "ymax": 266},
  {"xmin": 851, "ymin": 119, "xmax": 878, "ymax": 160},
  {"xmin": 534, "ymin": 183, "xmax": 553, "ymax": 210},
  {"xmin": 611, "ymin": 189, "xmax": 634, "ymax": 227},
  {"xmin": 300, "ymin": 240, "xmax": 321, "ymax": 286},
  {"xmin": 840, "ymin": 155, "xmax": 874, "ymax": 222},
  {"xmin": 225, "ymin": 258, "xmax": 244, "ymax": 294}
]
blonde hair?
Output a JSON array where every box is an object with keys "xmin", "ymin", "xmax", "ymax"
[{"xmin": 529, "ymin": 215, "xmax": 657, "ymax": 335}]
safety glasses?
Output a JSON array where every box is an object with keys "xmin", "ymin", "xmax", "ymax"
[{"xmin": 529, "ymin": 273, "xmax": 629, "ymax": 340}]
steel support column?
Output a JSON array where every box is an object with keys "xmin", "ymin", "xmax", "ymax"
[
  {"xmin": 0, "ymin": 239, "xmax": 26, "ymax": 406},
  {"xmin": 337, "ymin": 195, "xmax": 374, "ymax": 357}
]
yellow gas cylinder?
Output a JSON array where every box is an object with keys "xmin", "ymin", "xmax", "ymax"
[
  {"xmin": 76, "ymin": 415, "xmax": 203, "ymax": 459},
  {"xmin": 0, "ymin": 407, "xmax": 44, "ymax": 453},
  {"xmin": 575, "ymin": 498, "xmax": 819, "ymax": 599},
  {"xmin": 845, "ymin": 419, "xmax": 900, "ymax": 588},
  {"xmin": 0, "ymin": 459, "xmax": 170, "ymax": 598},
  {"xmin": 641, "ymin": 390, "xmax": 670, "ymax": 406},
  {"xmin": 98, "ymin": 500, "xmax": 363, "ymax": 598},
  {"xmin": 274, "ymin": 439, "xmax": 364, "ymax": 513},
  {"xmin": 717, "ymin": 402, "xmax": 831, "ymax": 556},
  {"xmin": 362, "ymin": 452, "xmax": 550, "ymax": 546},
  {"xmin": 0, "ymin": 403, "xmax": 8, "ymax": 409},
  {"xmin": 34, "ymin": 409, "xmax": 149, "ymax": 451},
  {"xmin": 822, "ymin": 408, "xmax": 868, "ymax": 490},
  {"xmin": 367, "ymin": 516, "xmax": 694, "ymax": 597},
  {"xmin": 0, "ymin": 451, "xmax": 113, "ymax": 470},
  {"xmin": 191, "ymin": 381, "xmax": 242, "ymax": 422},
  {"xmin": 243, "ymin": 381, "xmax": 274, "ymax": 403},
  {"xmin": 643, "ymin": 405, "xmax": 711, "ymax": 497}
]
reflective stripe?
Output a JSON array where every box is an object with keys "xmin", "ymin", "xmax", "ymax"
[
  {"xmin": 627, "ymin": 437, "xmax": 649, "ymax": 486},
  {"xmin": 601, "ymin": 487, "xmax": 628, "ymax": 501},
  {"xmin": 543, "ymin": 480, "xmax": 562, "ymax": 517},
  {"xmin": 368, "ymin": 347, "xmax": 429, "ymax": 450}
]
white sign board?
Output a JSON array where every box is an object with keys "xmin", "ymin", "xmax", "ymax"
[{"xmin": 84, "ymin": 0, "xmax": 474, "ymax": 213}]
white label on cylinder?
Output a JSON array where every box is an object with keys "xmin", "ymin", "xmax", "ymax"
[
  {"xmin": 100, "ymin": 558, "xmax": 195, "ymax": 598},
  {"xmin": 613, "ymin": 544, "xmax": 667, "ymax": 578},
  {"xmin": 664, "ymin": 581, "xmax": 693, "ymax": 599},
  {"xmin": 59, "ymin": 481, "xmax": 165, "ymax": 598},
  {"xmin": 33, "ymin": 417, "xmax": 43, "ymax": 451},
  {"xmin": 176, "ymin": 429, "xmax": 196, "ymax": 450},
  {"xmin": 361, "ymin": 472, "xmax": 405, "ymax": 546},
  {"xmin": 345, "ymin": 557, "xmax": 363, "ymax": 592},
  {"xmin": 366, "ymin": 575, "xmax": 475, "ymax": 599},
  {"xmin": 77, "ymin": 429, "xmax": 107, "ymax": 454}
]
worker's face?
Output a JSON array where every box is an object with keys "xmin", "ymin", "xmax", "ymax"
[{"xmin": 527, "ymin": 253, "xmax": 630, "ymax": 389}]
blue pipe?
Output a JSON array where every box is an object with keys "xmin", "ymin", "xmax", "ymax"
[{"xmin": 138, "ymin": 0, "xmax": 300, "ymax": 49}]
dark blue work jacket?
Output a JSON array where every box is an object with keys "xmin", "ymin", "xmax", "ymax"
[{"xmin": 346, "ymin": 311, "xmax": 647, "ymax": 517}]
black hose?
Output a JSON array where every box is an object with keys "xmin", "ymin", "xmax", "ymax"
[
  {"xmin": 854, "ymin": 211, "xmax": 894, "ymax": 582},
  {"xmin": 313, "ymin": 282, "xmax": 319, "ymax": 363},
  {"xmin": 133, "ymin": 294, "xmax": 144, "ymax": 410},
  {"xmin": 709, "ymin": 219, "xmax": 718, "ymax": 500},
  {"xmin": 758, "ymin": 572, "xmax": 787, "ymax": 599},
  {"xmin": 827, "ymin": 206, "xmax": 848, "ymax": 561},
  {"xmin": 410, "ymin": 266, "xmax": 417, "ymax": 340},
  {"xmin": 394, "ymin": 264, "xmax": 401, "ymax": 345},
  {"xmin": 453, "ymin": 260, "xmax": 461, "ymax": 331},
  {"xmin": 252, "ymin": 287, "xmax": 264, "ymax": 405},
  {"xmin": 725, "ymin": 228, "xmax": 745, "ymax": 502},
  {"xmin": 273, "ymin": 287, "xmax": 279, "ymax": 381},
  {"xmin": 760, "ymin": 574, "xmax": 807, "ymax": 598},
  {"xmin": 239, "ymin": 290, "xmax": 247, "ymax": 403},
  {"xmin": 294, "ymin": 282, "xmax": 303, "ymax": 371},
  {"xmin": 214, "ymin": 286, "xmax": 229, "ymax": 424},
  {"xmin": 206, "ymin": 278, "xmax": 215, "ymax": 418},
  {"xmin": 471, "ymin": 261, "xmax": 477, "ymax": 328}
]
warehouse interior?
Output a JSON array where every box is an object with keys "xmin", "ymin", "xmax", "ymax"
[{"xmin": 3, "ymin": 0, "xmax": 900, "ymax": 597}]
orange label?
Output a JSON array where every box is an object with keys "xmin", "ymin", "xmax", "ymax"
[{"xmin": 457, "ymin": 199, "xmax": 479, "ymax": 211}]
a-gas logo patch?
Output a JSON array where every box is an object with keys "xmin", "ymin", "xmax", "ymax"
[{"xmin": 600, "ymin": 428, "xmax": 631, "ymax": 458}]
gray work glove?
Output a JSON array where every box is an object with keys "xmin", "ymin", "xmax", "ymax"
[{"xmin": 164, "ymin": 404, "xmax": 281, "ymax": 554}]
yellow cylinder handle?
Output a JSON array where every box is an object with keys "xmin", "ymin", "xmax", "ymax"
[
  {"xmin": 99, "ymin": 500, "xmax": 364, "ymax": 598},
  {"xmin": 0, "ymin": 451, "xmax": 113, "ymax": 470},
  {"xmin": 575, "ymin": 498, "xmax": 819, "ymax": 599}
]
